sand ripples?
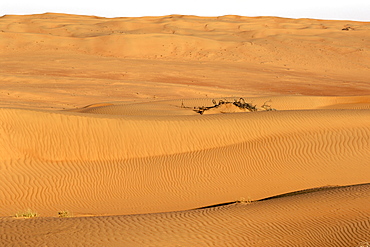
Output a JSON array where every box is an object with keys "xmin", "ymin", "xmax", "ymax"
[
  {"xmin": 1, "ymin": 184, "xmax": 369, "ymax": 246},
  {"xmin": 1, "ymin": 98, "xmax": 369, "ymax": 218}
]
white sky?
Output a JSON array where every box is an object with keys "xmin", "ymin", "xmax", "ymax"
[{"xmin": 1, "ymin": 0, "xmax": 369, "ymax": 21}]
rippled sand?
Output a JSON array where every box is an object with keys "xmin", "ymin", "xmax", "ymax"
[{"xmin": 1, "ymin": 13, "xmax": 369, "ymax": 246}]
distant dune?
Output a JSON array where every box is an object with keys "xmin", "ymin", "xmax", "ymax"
[{"xmin": 0, "ymin": 13, "xmax": 369, "ymax": 246}]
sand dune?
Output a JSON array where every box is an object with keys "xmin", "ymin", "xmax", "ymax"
[
  {"xmin": 70, "ymin": 95, "xmax": 370, "ymax": 115},
  {"xmin": 1, "ymin": 13, "xmax": 370, "ymax": 67},
  {"xmin": 1, "ymin": 13, "xmax": 370, "ymax": 246},
  {"xmin": 1, "ymin": 13, "xmax": 370, "ymax": 111},
  {"xmin": 1, "ymin": 184, "xmax": 369, "ymax": 246},
  {"xmin": 1, "ymin": 99, "xmax": 369, "ymax": 217}
]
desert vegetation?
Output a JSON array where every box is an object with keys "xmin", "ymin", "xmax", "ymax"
[
  {"xmin": 14, "ymin": 209, "xmax": 38, "ymax": 218},
  {"xmin": 58, "ymin": 210, "xmax": 72, "ymax": 218},
  {"xmin": 193, "ymin": 98, "xmax": 276, "ymax": 115},
  {"xmin": 236, "ymin": 197, "xmax": 252, "ymax": 204}
]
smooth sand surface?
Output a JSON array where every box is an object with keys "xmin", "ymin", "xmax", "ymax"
[{"xmin": 1, "ymin": 13, "xmax": 370, "ymax": 246}]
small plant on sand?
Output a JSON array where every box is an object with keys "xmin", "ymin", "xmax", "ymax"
[
  {"xmin": 236, "ymin": 197, "xmax": 252, "ymax": 204},
  {"xmin": 58, "ymin": 210, "xmax": 72, "ymax": 218},
  {"xmin": 15, "ymin": 209, "xmax": 38, "ymax": 218},
  {"xmin": 261, "ymin": 100, "xmax": 276, "ymax": 111}
]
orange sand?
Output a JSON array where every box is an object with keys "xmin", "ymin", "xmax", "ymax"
[{"xmin": 0, "ymin": 13, "xmax": 369, "ymax": 246}]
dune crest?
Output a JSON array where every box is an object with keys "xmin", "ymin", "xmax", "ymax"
[{"xmin": 1, "ymin": 183, "xmax": 369, "ymax": 246}]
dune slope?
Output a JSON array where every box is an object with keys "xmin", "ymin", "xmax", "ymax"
[
  {"xmin": 0, "ymin": 97, "xmax": 369, "ymax": 216},
  {"xmin": 1, "ymin": 183, "xmax": 369, "ymax": 247}
]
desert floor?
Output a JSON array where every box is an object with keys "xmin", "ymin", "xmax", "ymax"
[{"xmin": 0, "ymin": 13, "xmax": 370, "ymax": 246}]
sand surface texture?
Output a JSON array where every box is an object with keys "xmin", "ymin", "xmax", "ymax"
[{"xmin": 1, "ymin": 13, "xmax": 370, "ymax": 246}]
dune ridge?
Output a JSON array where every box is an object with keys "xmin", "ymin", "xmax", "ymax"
[
  {"xmin": 71, "ymin": 95, "xmax": 370, "ymax": 115},
  {"xmin": 1, "ymin": 98, "xmax": 369, "ymax": 217},
  {"xmin": 1, "ymin": 100, "xmax": 369, "ymax": 161},
  {"xmin": 1, "ymin": 183, "xmax": 369, "ymax": 246}
]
